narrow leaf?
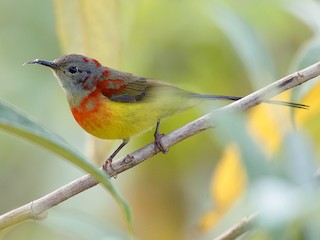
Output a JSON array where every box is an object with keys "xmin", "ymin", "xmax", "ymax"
[
  {"xmin": 0, "ymin": 99, "xmax": 132, "ymax": 231},
  {"xmin": 211, "ymin": 5, "xmax": 276, "ymax": 88}
]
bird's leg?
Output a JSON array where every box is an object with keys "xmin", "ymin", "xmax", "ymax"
[
  {"xmin": 154, "ymin": 119, "xmax": 168, "ymax": 154},
  {"xmin": 103, "ymin": 138, "xmax": 129, "ymax": 171}
]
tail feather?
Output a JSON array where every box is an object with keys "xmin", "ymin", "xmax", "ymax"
[{"xmin": 191, "ymin": 94, "xmax": 309, "ymax": 110}]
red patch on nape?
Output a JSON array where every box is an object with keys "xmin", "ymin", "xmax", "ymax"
[
  {"xmin": 83, "ymin": 57, "xmax": 89, "ymax": 63},
  {"xmin": 97, "ymin": 79, "xmax": 127, "ymax": 98},
  {"xmin": 102, "ymin": 69, "xmax": 110, "ymax": 77},
  {"xmin": 92, "ymin": 59, "xmax": 102, "ymax": 68}
]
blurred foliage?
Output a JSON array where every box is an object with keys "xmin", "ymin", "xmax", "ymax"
[
  {"xmin": 0, "ymin": 0, "xmax": 320, "ymax": 240},
  {"xmin": 0, "ymin": 99, "xmax": 132, "ymax": 232}
]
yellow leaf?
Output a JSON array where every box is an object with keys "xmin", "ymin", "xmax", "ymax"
[
  {"xmin": 199, "ymin": 211, "xmax": 222, "ymax": 231},
  {"xmin": 53, "ymin": 0, "xmax": 123, "ymax": 165},
  {"xmin": 54, "ymin": 0, "xmax": 122, "ymax": 66},
  {"xmin": 200, "ymin": 144, "xmax": 246, "ymax": 231},
  {"xmin": 248, "ymin": 104, "xmax": 286, "ymax": 155},
  {"xmin": 296, "ymin": 81, "xmax": 320, "ymax": 126},
  {"xmin": 201, "ymin": 92, "xmax": 307, "ymax": 231},
  {"xmin": 211, "ymin": 144, "xmax": 246, "ymax": 209}
]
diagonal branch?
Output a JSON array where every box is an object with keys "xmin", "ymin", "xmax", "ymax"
[
  {"xmin": 1, "ymin": 62, "xmax": 320, "ymax": 230},
  {"xmin": 213, "ymin": 212, "xmax": 259, "ymax": 240}
]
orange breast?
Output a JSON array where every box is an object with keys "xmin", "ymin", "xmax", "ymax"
[
  {"xmin": 70, "ymin": 92, "xmax": 161, "ymax": 140},
  {"xmin": 71, "ymin": 89, "xmax": 113, "ymax": 138}
]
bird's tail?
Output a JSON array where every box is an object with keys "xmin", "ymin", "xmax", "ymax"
[{"xmin": 191, "ymin": 93, "xmax": 309, "ymax": 109}]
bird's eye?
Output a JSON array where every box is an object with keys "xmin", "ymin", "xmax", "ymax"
[{"xmin": 68, "ymin": 66, "xmax": 78, "ymax": 74}]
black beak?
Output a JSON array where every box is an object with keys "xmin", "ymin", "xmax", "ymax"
[{"xmin": 24, "ymin": 59, "xmax": 58, "ymax": 69}]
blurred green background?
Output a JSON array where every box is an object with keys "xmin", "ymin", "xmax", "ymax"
[{"xmin": 0, "ymin": 0, "xmax": 319, "ymax": 239}]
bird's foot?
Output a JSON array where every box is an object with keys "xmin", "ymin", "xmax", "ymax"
[
  {"xmin": 154, "ymin": 132, "xmax": 168, "ymax": 154},
  {"xmin": 102, "ymin": 139, "xmax": 129, "ymax": 176},
  {"xmin": 153, "ymin": 119, "xmax": 169, "ymax": 154},
  {"xmin": 102, "ymin": 158, "xmax": 116, "ymax": 176}
]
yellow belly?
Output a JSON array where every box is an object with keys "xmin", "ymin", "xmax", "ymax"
[
  {"xmin": 70, "ymin": 89, "xmax": 199, "ymax": 140},
  {"xmin": 72, "ymin": 100, "xmax": 169, "ymax": 139}
]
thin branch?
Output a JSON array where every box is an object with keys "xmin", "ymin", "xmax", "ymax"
[
  {"xmin": 214, "ymin": 212, "xmax": 259, "ymax": 240},
  {"xmin": 1, "ymin": 62, "xmax": 320, "ymax": 230},
  {"xmin": 0, "ymin": 175, "xmax": 97, "ymax": 230}
]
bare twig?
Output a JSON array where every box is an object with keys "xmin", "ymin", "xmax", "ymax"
[
  {"xmin": 0, "ymin": 175, "xmax": 97, "ymax": 230},
  {"xmin": 1, "ymin": 62, "xmax": 320, "ymax": 230},
  {"xmin": 214, "ymin": 212, "xmax": 259, "ymax": 240}
]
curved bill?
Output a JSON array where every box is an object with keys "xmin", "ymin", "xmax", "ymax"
[{"xmin": 24, "ymin": 59, "xmax": 58, "ymax": 69}]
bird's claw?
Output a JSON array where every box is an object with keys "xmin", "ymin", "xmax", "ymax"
[
  {"xmin": 154, "ymin": 132, "xmax": 168, "ymax": 154},
  {"xmin": 103, "ymin": 158, "xmax": 116, "ymax": 174}
]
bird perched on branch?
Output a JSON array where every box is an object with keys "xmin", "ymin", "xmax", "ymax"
[{"xmin": 26, "ymin": 54, "xmax": 308, "ymax": 170}]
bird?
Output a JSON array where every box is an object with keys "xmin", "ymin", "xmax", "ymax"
[{"xmin": 26, "ymin": 54, "xmax": 308, "ymax": 170}]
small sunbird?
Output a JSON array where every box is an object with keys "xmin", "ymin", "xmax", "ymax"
[{"xmin": 26, "ymin": 54, "xmax": 308, "ymax": 170}]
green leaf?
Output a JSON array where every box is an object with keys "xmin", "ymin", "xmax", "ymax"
[
  {"xmin": 210, "ymin": 5, "xmax": 276, "ymax": 88},
  {"xmin": 281, "ymin": 131, "xmax": 316, "ymax": 186},
  {"xmin": 286, "ymin": 1, "xmax": 320, "ymax": 102},
  {"xmin": 289, "ymin": 37, "xmax": 320, "ymax": 103},
  {"xmin": 286, "ymin": 0, "xmax": 320, "ymax": 35},
  {"xmin": 0, "ymin": 99, "xmax": 132, "ymax": 232}
]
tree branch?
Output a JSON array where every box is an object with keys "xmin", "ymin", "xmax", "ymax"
[
  {"xmin": 1, "ymin": 62, "xmax": 320, "ymax": 230},
  {"xmin": 214, "ymin": 212, "xmax": 259, "ymax": 240}
]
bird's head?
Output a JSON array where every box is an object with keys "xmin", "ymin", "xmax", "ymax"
[{"xmin": 26, "ymin": 54, "xmax": 108, "ymax": 94}]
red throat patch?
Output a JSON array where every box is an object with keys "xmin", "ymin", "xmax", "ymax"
[
  {"xmin": 71, "ymin": 78, "xmax": 127, "ymax": 123},
  {"xmin": 71, "ymin": 87, "xmax": 103, "ymax": 125},
  {"xmin": 92, "ymin": 59, "xmax": 102, "ymax": 68}
]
